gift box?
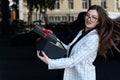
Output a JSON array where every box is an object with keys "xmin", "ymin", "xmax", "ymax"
[
  {"xmin": 36, "ymin": 38, "xmax": 66, "ymax": 59},
  {"xmin": 34, "ymin": 25, "xmax": 66, "ymax": 59},
  {"xmin": 33, "ymin": 25, "xmax": 58, "ymax": 44}
]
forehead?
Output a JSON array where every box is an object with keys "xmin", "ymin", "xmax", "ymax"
[{"xmin": 87, "ymin": 10, "xmax": 98, "ymax": 16}]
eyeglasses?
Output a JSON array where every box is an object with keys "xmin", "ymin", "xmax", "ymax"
[{"xmin": 85, "ymin": 14, "xmax": 98, "ymax": 22}]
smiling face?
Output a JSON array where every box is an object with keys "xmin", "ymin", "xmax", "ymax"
[{"xmin": 85, "ymin": 10, "xmax": 99, "ymax": 31}]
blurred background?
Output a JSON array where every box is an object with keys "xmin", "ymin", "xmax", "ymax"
[
  {"xmin": 0, "ymin": 0, "xmax": 120, "ymax": 80},
  {"xmin": 0, "ymin": 0, "xmax": 120, "ymax": 35}
]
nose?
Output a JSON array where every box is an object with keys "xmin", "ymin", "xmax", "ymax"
[{"xmin": 87, "ymin": 17, "xmax": 91, "ymax": 21}]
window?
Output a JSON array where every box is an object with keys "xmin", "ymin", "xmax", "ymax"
[
  {"xmin": 116, "ymin": 0, "xmax": 119, "ymax": 9},
  {"xmin": 54, "ymin": 0, "xmax": 60, "ymax": 9},
  {"xmin": 55, "ymin": 16, "xmax": 60, "ymax": 21},
  {"xmin": 82, "ymin": 0, "xmax": 87, "ymax": 9},
  {"xmin": 68, "ymin": 0, "xmax": 74, "ymax": 9},
  {"xmin": 82, "ymin": 0, "xmax": 91, "ymax": 9},
  {"xmin": 71, "ymin": 16, "xmax": 74, "ymax": 21},
  {"xmin": 101, "ymin": 0, "xmax": 106, "ymax": 8},
  {"xmin": 62, "ymin": 16, "xmax": 67, "ymax": 21},
  {"xmin": 49, "ymin": 16, "xmax": 54, "ymax": 21}
]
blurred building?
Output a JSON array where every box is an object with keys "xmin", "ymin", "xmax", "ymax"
[
  {"xmin": 47, "ymin": 0, "xmax": 120, "ymax": 22},
  {"xmin": 8, "ymin": 0, "xmax": 120, "ymax": 22}
]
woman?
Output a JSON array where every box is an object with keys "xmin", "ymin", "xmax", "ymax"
[{"xmin": 37, "ymin": 5, "xmax": 120, "ymax": 80}]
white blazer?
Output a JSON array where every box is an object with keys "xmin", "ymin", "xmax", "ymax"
[{"xmin": 48, "ymin": 29, "xmax": 99, "ymax": 80}]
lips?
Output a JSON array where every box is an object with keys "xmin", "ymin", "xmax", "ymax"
[{"xmin": 86, "ymin": 21, "xmax": 91, "ymax": 25}]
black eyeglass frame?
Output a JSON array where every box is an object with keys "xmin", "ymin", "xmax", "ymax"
[{"xmin": 85, "ymin": 14, "xmax": 98, "ymax": 22}]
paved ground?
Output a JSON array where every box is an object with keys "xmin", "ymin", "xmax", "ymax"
[{"xmin": 0, "ymin": 34, "xmax": 120, "ymax": 80}]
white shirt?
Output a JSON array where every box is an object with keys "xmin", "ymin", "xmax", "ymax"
[{"xmin": 48, "ymin": 29, "xmax": 99, "ymax": 80}]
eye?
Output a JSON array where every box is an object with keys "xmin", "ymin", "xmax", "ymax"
[
  {"xmin": 92, "ymin": 16, "xmax": 98, "ymax": 20},
  {"xmin": 86, "ymin": 14, "xmax": 90, "ymax": 17},
  {"xmin": 92, "ymin": 17, "xmax": 97, "ymax": 19}
]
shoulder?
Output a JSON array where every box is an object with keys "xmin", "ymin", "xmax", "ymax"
[
  {"xmin": 85, "ymin": 29, "xmax": 99, "ymax": 49},
  {"xmin": 89, "ymin": 29, "xmax": 98, "ymax": 35},
  {"xmin": 87, "ymin": 29, "xmax": 99, "ymax": 39},
  {"xmin": 88, "ymin": 29, "xmax": 99, "ymax": 38}
]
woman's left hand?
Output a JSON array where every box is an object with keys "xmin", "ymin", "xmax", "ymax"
[{"xmin": 37, "ymin": 50, "xmax": 48, "ymax": 64}]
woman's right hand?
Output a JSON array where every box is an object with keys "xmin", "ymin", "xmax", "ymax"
[{"xmin": 37, "ymin": 50, "xmax": 48, "ymax": 64}]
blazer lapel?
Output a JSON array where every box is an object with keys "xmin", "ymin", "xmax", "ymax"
[{"xmin": 69, "ymin": 29, "xmax": 96, "ymax": 56}]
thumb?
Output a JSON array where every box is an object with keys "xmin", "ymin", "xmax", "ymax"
[{"xmin": 41, "ymin": 51, "xmax": 48, "ymax": 58}]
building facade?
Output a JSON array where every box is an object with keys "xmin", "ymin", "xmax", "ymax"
[
  {"xmin": 47, "ymin": 0, "xmax": 120, "ymax": 22},
  {"xmin": 9, "ymin": 0, "xmax": 120, "ymax": 22}
]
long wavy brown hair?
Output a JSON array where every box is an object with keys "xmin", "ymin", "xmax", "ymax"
[{"xmin": 87, "ymin": 5, "xmax": 120, "ymax": 57}]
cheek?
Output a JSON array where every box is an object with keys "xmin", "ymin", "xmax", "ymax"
[
  {"xmin": 92, "ymin": 24, "xmax": 97, "ymax": 28},
  {"xmin": 91, "ymin": 21, "xmax": 99, "ymax": 27}
]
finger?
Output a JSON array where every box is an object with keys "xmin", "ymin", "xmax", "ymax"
[
  {"xmin": 37, "ymin": 52, "xmax": 44, "ymax": 60},
  {"xmin": 37, "ymin": 50, "xmax": 40, "ymax": 57},
  {"xmin": 37, "ymin": 50, "xmax": 40, "ymax": 54},
  {"xmin": 41, "ymin": 51, "xmax": 48, "ymax": 58},
  {"xmin": 37, "ymin": 50, "xmax": 44, "ymax": 59}
]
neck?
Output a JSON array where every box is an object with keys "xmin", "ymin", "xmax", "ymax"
[
  {"xmin": 85, "ymin": 27, "xmax": 95, "ymax": 32},
  {"xmin": 85, "ymin": 28, "xmax": 90, "ymax": 32}
]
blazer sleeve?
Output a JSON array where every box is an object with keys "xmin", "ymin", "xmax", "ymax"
[{"xmin": 48, "ymin": 33, "xmax": 99, "ymax": 69}]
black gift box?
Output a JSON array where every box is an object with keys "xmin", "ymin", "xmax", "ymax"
[
  {"xmin": 34, "ymin": 25, "xmax": 66, "ymax": 59},
  {"xmin": 36, "ymin": 38, "xmax": 66, "ymax": 59},
  {"xmin": 33, "ymin": 25, "xmax": 58, "ymax": 44}
]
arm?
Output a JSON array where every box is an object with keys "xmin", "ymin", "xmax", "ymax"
[
  {"xmin": 37, "ymin": 32, "xmax": 99, "ymax": 69},
  {"xmin": 48, "ymin": 34, "xmax": 99, "ymax": 69}
]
